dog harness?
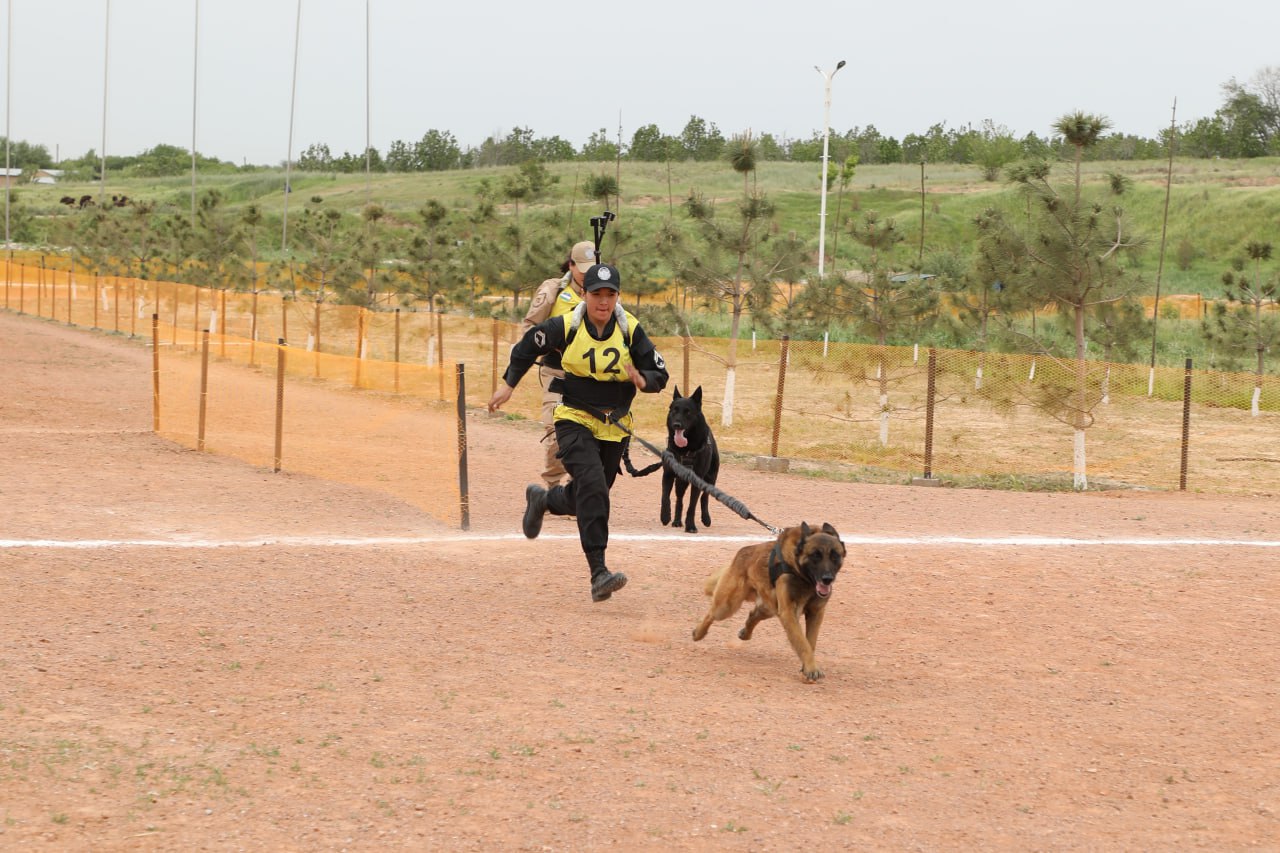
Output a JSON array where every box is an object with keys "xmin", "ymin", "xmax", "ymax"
[
  {"xmin": 768, "ymin": 540, "xmax": 795, "ymax": 586},
  {"xmin": 769, "ymin": 525, "xmax": 817, "ymax": 585}
]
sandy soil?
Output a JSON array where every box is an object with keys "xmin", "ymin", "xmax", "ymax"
[{"xmin": 2, "ymin": 310, "xmax": 1278, "ymax": 851}]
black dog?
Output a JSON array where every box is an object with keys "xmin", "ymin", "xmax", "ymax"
[{"xmin": 659, "ymin": 386, "xmax": 720, "ymax": 533}]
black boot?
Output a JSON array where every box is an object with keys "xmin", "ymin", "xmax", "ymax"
[
  {"xmin": 522, "ymin": 484, "xmax": 548, "ymax": 539},
  {"xmin": 587, "ymin": 549, "xmax": 627, "ymax": 602}
]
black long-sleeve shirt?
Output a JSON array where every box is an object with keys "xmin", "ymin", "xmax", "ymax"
[{"xmin": 502, "ymin": 310, "xmax": 668, "ymax": 419}]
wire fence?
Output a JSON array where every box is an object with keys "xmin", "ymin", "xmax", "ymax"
[{"xmin": 4, "ymin": 258, "xmax": 1278, "ymax": 516}]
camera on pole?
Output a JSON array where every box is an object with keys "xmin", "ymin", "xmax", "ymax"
[{"xmin": 590, "ymin": 210, "xmax": 616, "ymax": 263}]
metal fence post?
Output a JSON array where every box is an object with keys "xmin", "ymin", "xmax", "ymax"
[
  {"xmin": 274, "ymin": 339, "xmax": 287, "ymax": 473},
  {"xmin": 394, "ymin": 308, "xmax": 401, "ymax": 394},
  {"xmin": 1180, "ymin": 358, "xmax": 1193, "ymax": 491},
  {"xmin": 683, "ymin": 330, "xmax": 691, "ymax": 394},
  {"xmin": 151, "ymin": 314, "xmax": 161, "ymax": 432},
  {"xmin": 198, "ymin": 330, "xmax": 211, "ymax": 451},
  {"xmin": 437, "ymin": 310, "xmax": 446, "ymax": 400},
  {"xmin": 923, "ymin": 347, "xmax": 937, "ymax": 479},
  {"xmin": 456, "ymin": 363, "xmax": 471, "ymax": 531},
  {"xmin": 770, "ymin": 335, "xmax": 790, "ymax": 458},
  {"xmin": 354, "ymin": 307, "xmax": 365, "ymax": 388},
  {"xmin": 490, "ymin": 318, "xmax": 500, "ymax": 399}
]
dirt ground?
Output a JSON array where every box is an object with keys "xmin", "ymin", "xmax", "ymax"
[{"xmin": 2, "ymin": 310, "xmax": 1278, "ymax": 851}]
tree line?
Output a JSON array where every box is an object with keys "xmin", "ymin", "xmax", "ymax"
[
  {"xmin": 3, "ymin": 65, "xmax": 1277, "ymax": 179},
  {"xmin": 24, "ymin": 101, "xmax": 1277, "ymax": 491}
]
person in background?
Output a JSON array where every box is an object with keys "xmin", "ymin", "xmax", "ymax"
[
  {"xmin": 519, "ymin": 241, "xmax": 594, "ymax": 489},
  {"xmin": 488, "ymin": 263, "xmax": 669, "ymax": 602}
]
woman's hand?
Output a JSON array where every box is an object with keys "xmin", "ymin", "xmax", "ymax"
[
  {"xmin": 625, "ymin": 363, "xmax": 646, "ymax": 390},
  {"xmin": 487, "ymin": 383, "xmax": 514, "ymax": 413}
]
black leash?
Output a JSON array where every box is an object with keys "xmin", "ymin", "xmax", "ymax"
[
  {"xmin": 622, "ymin": 441, "xmax": 662, "ymax": 477},
  {"xmin": 572, "ymin": 400, "xmax": 781, "ymax": 536}
]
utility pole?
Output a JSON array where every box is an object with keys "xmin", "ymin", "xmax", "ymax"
[{"xmin": 815, "ymin": 60, "xmax": 846, "ymax": 279}]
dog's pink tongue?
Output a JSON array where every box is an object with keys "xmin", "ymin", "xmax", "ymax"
[
  {"xmin": 674, "ymin": 429, "xmax": 688, "ymax": 448},
  {"xmin": 816, "ymin": 581, "xmax": 832, "ymax": 597}
]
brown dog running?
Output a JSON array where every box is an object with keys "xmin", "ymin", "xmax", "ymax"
[{"xmin": 692, "ymin": 522, "xmax": 846, "ymax": 682}]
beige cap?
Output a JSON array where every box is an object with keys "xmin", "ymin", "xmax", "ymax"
[{"xmin": 570, "ymin": 241, "xmax": 597, "ymax": 273}]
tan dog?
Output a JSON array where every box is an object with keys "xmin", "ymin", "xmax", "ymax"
[{"xmin": 692, "ymin": 522, "xmax": 846, "ymax": 682}]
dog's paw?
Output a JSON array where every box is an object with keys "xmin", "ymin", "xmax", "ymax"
[
  {"xmin": 737, "ymin": 627, "xmax": 752, "ymax": 641},
  {"xmin": 660, "ymin": 509, "xmax": 671, "ymax": 525},
  {"xmin": 801, "ymin": 665, "xmax": 825, "ymax": 683}
]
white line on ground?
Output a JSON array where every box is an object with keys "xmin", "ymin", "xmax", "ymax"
[{"xmin": 2, "ymin": 534, "xmax": 1279, "ymax": 549}]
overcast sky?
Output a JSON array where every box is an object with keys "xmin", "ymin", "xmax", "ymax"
[{"xmin": 3, "ymin": 0, "xmax": 1277, "ymax": 166}]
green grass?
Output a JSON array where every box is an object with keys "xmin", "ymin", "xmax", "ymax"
[
  {"xmin": 15, "ymin": 154, "xmax": 1280, "ymax": 374},
  {"xmin": 23, "ymin": 157, "xmax": 1280, "ymax": 284}
]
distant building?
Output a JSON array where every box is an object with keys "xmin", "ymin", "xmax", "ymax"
[
  {"xmin": 0, "ymin": 168, "xmax": 22, "ymax": 188},
  {"xmin": 32, "ymin": 168, "xmax": 65, "ymax": 185}
]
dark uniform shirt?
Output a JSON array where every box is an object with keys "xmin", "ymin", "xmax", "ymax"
[{"xmin": 503, "ymin": 307, "xmax": 668, "ymax": 442}]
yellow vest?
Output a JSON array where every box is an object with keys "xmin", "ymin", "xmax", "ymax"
[
  {"xmin": 550, "ymin": 282, "xmax": 582, "ymax": 319},
  {"xmin": 553, "ymin": 311, "xmax": 637, "ymax": 442}
]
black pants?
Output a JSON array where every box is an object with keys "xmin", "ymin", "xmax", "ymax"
[{"xmin": 546, "ymin": 420, "xmax": 625, "ymax": 560}]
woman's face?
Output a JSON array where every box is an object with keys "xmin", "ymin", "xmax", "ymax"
[{"xmin": 584, "ymin": 287, "xmax": 618, "ymax": 325}]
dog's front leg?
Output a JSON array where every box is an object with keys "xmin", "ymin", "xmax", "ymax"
[
  {"xmin": 803, "ymin": 604, "xmax": 827, "ymax": 656},
  {"xmin": 777, "ymin": 584, "xmax": 821, "ymax": 681},
  {"xmin": 671, "ymin": 478, "xmax": 689, "ymax": 529},
  {"xmin": 683, "ymin": 486, "xmax": 701, "ymax": 533},
  {"xmin": 660, "ymin": 470, "xmax": 675, "ymax": 526}
]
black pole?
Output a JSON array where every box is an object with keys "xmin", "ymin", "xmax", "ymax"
[
  {"xmin": 923, "ymin": 347, "xmax": 937, "ymax": 479},
  {"xmin": 1179, "ymin": 358, "xmax": 1192, "ymax": 491},
  {"xmin": 591, "ymin": 210, "xmax": 615, "ymax": 264},
  {"xmin": 456, "ymin": 363, "xmax": 471, "ymax": 530}
]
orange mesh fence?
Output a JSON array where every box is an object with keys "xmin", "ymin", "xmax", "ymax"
[
  {"xmin": 152, "ymin": 330, "xmax": 463, "ymax": 527},
  {"xmin": 6, "ymin": 260, "xmax": 1278, "ymax": 500}
]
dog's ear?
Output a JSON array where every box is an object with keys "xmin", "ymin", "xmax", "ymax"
[
  {"xmin": 821, "ymin": 522, "xmax": 845, "ymax": 554},
  {"xmin": 673, "ymin": 385, "xmax": 682, "ymax": 400},
  {"xmin": 691, "ymin": 386, "xmax": 702, "ymax": 404},
  {"xmin": 779, "ymin": 524, "xmax": 802, "ymax": 566},
  {"xmin": 786, "ymin": 522, "xmax": 811, "ymax": 565}
]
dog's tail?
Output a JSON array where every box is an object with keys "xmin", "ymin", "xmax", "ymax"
[
  {"xmin": 701, "ymin": 567, "xmax": 724, "ymax": 597},
  {"xmin": 622, "ymin": 438, "xmax": 663, "ymax": 478}
]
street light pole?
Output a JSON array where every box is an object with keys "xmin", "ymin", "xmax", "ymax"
[{"xmin": 815, "ymin": 59, "xmax": 846, "ymax": 280}]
